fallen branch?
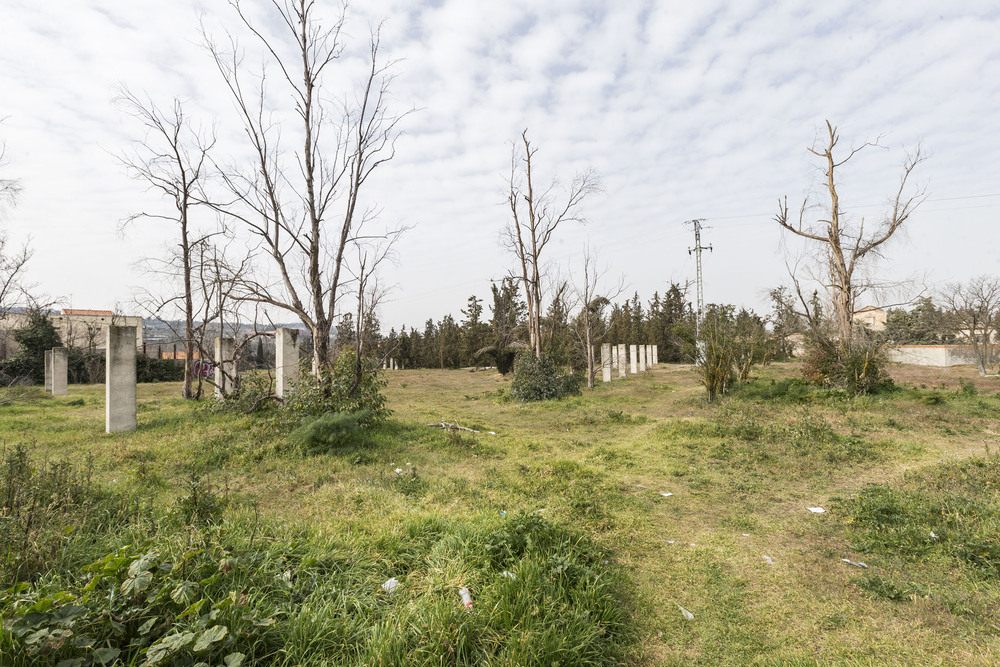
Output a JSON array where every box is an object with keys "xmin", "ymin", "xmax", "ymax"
[{"xmin": 427, "ymin": 420, "xmax": 479, "ymax": 433}]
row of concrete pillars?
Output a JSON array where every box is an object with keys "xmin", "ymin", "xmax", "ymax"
[
  {"xmin": 598, "ymin": 343, "xmax": 659, "ymax": 382},
  {"xmin": 42, "ymin": 326, "xmax": 305, "ymax": 434}
]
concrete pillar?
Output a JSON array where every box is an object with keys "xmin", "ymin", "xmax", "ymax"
[
  {"xmin": 106, "ymin": 326, "xmax": 137, "ymax": 433},
  {"xmin": 630, "ymin": 344, "xmax": 638, "ymax": 374},
  {"xmin": 639, "ymin": 345, "xmax": 647, "ymax": 372},
  {"xmin": 652, "ymin": 345, "xmax": 659, "ymax": 365},
  {"xmin": 618, "ymin": 344, "xmax": 627, "ymax": 378},
  {"xmin": 214, "ymin": 337, "xmax": 235, "ymax": 398},
  {"xmin": 391, "ymin": 358, "xmax": 397, "ymax": 371},
  {"xmin": 601, "ymin": 343, "xmax": 612, "ymax": 382},
  {"xmin": 51, "ymin": 347, "xmax": 68, "ymax": 396},
  {"xmin": 44, "ymin": 350, "xmax": 53, "ymax": 392},
  {"xmin": 275, "ymin": 328, "xmax": 299, "ymax": 399}
]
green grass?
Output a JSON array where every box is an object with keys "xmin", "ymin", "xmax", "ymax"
[{"xmin": 3, "ymin": 363, "xmax": 1000, "ymax": 664}]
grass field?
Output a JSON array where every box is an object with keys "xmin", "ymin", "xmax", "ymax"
[{"xmin": 2, "ymin": 362, "xmax": 1000, "ymax": 665}]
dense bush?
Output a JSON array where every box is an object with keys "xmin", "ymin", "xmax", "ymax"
[
  {"xmin": 283, "ymin": 349, "xmax": 389, "ymax": 422},
  {"xmin": 287, "ymin": 410, "xmax": 368, "ymax": 455},
  {"xmin": 509, "ymin": 352, "xmax": 581, "ymax": 402},
  {"xmin": 0, "ymin": 310, "xmax": 62, "ymax": 384},
  {"xmin": 801, "ymin": 337, "xmax": 894, "ymax": 396}
]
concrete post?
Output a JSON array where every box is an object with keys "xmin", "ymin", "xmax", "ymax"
[
  {"xmin": 630, "ymin": 344, "xmax": 638, "ymax": 374},
  {"xmin": 214, "ymin": 337, "xmax": 235, "ymax": 398},
  {"xmin": 391, "ymin": 358, "xmax": 397, "ymax": 370},
  {"xmin": 275, "ymin": 328, "xmax": 299, "ymax": 399},
  {"xmin": 601, "ymin": 343, "xmax": 612, "ymax": 382},
  {"xmin": 639, "ymin": 345, "xmax": 647, "ymax": 372},
  {"xmin": 44, "ymin": 350, "xmax": 53, "ymax": 392},
  {"xmin": 51, "ymin": 347, "xmax": 68, "ymax": 396},
  {"xmin": 652, "ymin": 344, "xmax": 659, "ymax": 365},
  {"xmin": 106, "ymin": 326, "xmax": 137, "ymax": 433},
  {"xmin": 618, "ymin": 344, "xmax": 627, "ymax": 378}
]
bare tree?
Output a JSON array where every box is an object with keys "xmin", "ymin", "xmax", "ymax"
[
  {"xmin": 569, "ymin": 248, "xmax": 624, "ymax": 388},
  {"xmin": 503, "ymin": 130, "xmax": 600, "ymax": 358},
  {"xmin": 775, "ymin": 120, "xmax": 926, "ymax": 344},
  {"xmin": 204, "ymin": 1, "xmax": 409, "ymax": 376},
  {"xmin": 117, "ymin": 89, "xmax": 217, "ymax": 399},
  {"xmin": 0, "ymin": 123, "xmax": 21, "ymax": 213},
  {"xmin": 940, "ymin": 275, "xmax": 1000, "ymax": 376}
]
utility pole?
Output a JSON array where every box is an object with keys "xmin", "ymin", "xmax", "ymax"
[{"xmin": 685, "ymin": 219, "xmax": 712, "ymax": 340}]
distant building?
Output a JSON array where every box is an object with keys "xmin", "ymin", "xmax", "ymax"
[
  {"xmin": 852, "ymin": 306, "xmax": 886, "ymax": 331},
  {"xmin": 0, "ymin": 308, "xmax": 144, "ymax": 359}
]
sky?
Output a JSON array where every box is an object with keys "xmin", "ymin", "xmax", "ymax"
[{"xmin": 2, "ymin": 0, "xmax": 1000, "ymax": 332}]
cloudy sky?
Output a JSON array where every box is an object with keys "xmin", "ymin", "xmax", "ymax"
[{"xmin": 2, "ymin": 0, "xmax": 999, "ymax": 331}]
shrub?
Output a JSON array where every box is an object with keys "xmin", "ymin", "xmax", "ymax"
[
  {"xmin": 288, "ymin": 411, "xmax": 368, "ymax": 455},
  {"xmin": 801, "ymin": 337, "xmax": 893, "ymax": 396},
  {"xmin": 509, "ymin": 352, "xmax": 580, "ymax": 402},
  {"xmin": 284, "ymin": 349, "xmax": 389, "ymax": 422}
]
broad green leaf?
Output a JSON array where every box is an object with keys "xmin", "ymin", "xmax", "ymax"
[
  {"xmin": 121, "ymin": 572, "xmax": 153, "ymax": 596},
  {"xmin": 138, "ymin": 618, "xmax": 157, "ymax": 635},
  {"xmin": 193, "ymin": 624, "xmax": 228, "ymax": 652},
  {"xmin": 171, "ymin": 581, "xmax": 199, "ymax": 606},
  {"xmin": 92, "ymin": 647, "xmax": 121, "ymax": 665},
  {"xmin": 224, "ymin": 652, "xmax": 246, "ymax": 667},
  {"xmin": 128, "ymin": 551, "xmax": 158, "ymax": 578},
  {"xmin": 145, "ymin": 631, "xmax": 195, "ymax": 666},
  {"xmin": 177, "ymin": 598, "xmax": 206, "ymax": 620}
]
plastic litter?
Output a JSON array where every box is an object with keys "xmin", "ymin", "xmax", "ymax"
[
  {"xmin": 807, "ymin": 507, "xmax": 826, "ymax": 514},
  {"xmin": 660, "ymin": 492, "xmax": 674, "ymax": 497},
  {"xmin": 841, "ymin": 558, "xmax": 868, "ymax": 568},
  {"xmin": 675, "ymin": 603, "xmax": 694, "ymax": 620},
  {"xmin": 666, "ymin": 540, "xmax": 675, "ymax": 545},
  {"xmin": 459, "ymin": 587, "xmax": 473, "ymax": 611},
  {"xmin": 930, "ymin": 530, "xmax": 939, "ymax": 539},
  {"xmin": 488, "ymin": 431, "xmax": 497, "ymax": 435},
  {"xmin": 382, "ymin": 577, "xmax": 399, "ymax": 593},
  {"xmin": 762, "ymin": 556, "xmax": 775, "ymax": 565},
  {"xmin": 742, "ymin": 533, "xmax": 750, "ymax": 537},
  {"xmin": 501, "ymin": 571, "xmax": 516, "ymax": 580},
  {"xmin": 394, "ymin": 468, "xmax": 403, "ymax": 474}
]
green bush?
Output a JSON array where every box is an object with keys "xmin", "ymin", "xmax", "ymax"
[
  {"xmin": 284, "ymin": 349, "xmax": 389, "ymax": 422},
  {"xmin": 509, "ymin": 352, "xmax": 581, "ymax": 402},
  {"xmin": 287, "ymin": 411, "xmax": 368, "ymax": 455},
  {"xmin": 801, "ymin": 338, "xmax": 894, "ymax": 396}
]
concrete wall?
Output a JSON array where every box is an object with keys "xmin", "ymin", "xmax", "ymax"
[{"xmin": 888, "ymin": 345, "xmax": 997, "ymax": 367}]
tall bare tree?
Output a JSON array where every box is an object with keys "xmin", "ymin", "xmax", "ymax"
[
  {"xmin": 775, "ymin": 120, "xmax": 925, "ymax": 344},
  {"xmin": 117, "ymin": 89, "xmax": 217, "ymax": 399},
  {"xmin": 0, "ymin": 128, "xmax": 31, "ymax": 327},
  {"xmin": 940, "ymin": 275, "xmax": 1000, "ymax": 376},
  {"xmin": 205, "ymin": 1, "xmax": 408, "ymax": 375},
  {"xmin": 503, "ymin": 130, "xmax": 600, "ymax": 358}
]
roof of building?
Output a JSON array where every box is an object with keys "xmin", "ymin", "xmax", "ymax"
[{"xmin": 61, "ymin": 309, "xmax": 115, "ymax": 317}]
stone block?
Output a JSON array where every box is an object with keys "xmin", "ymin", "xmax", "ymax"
[
  {"xmin": 51, "ymin": 347, "xmax": 68, "ymax": 395},
  {"xmin": 275, "ymin": 328, "xmax": 299, "ymax": 399},
  {"xmin": 106, "ymin": 326, "xmax": 137, "ymax": 433}
]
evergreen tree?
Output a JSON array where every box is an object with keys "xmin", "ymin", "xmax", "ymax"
[{"xmin": 5, "ymin": 309, "xmax": 62, "ymax": 384}]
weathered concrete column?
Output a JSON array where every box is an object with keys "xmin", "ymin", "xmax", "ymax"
[
  {"xmin": 652, "ymin": 345, "xmax": 659, "ymax": 365},
  {"xmin": 601, "ymin": 343, "xmax": 612, "ymax": 382},
  {"xmin": 618, "ymin": 344, "xmax": 627, "ymax": 378},
  {"xmin": 639, "ymin": 345, "xmax": 647, "ymax": 372},
  {"xmin": 275, "ymin": 328, "xmax": 299, "ymax": 399},
  {"xmin": 51, "ymin": 347, "xmax": 68, "ymax": 396},
  {"xmin": 630, "ymin": 344, "xmax": 638, "ymax": 374},
  {"xmin": 391, "ymin": 358, "xmax": 397, "ymax": 371},
  {"xmin": 44, "ymin": 350, "xmax": 53, "ymax": 392},
  {"xmin": 214, "ymin": 337, "xmax": 235, "ymax": 398},
  {"xmin": 106, "ymin": 326, "xmax": 137, "ymax": 433}
]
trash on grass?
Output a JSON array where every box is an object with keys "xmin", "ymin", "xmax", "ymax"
[
  {"xmin": 841, "ymin": 558, "xmax": 868, "ymax": 568},
  {"xmin": 762, "ymin": 556, "xmax": 775, "ymax": 564},
  {"xmin": 675, "ymin": 603, "xmax": 694, "ymax": 620},
  {"xmin": 394, "ymin": 468, "xmax": 403, "ymax": 474},
  {"xmin": 382, "ymin": 578, "xmax": 399, "ymax": 593},
  {"xmin": 930, "ymin": 530, "xmax": 939, "ymax": 539},
  {"xmin": 742, "ymin": 533, "xmax": 750, "ymax": 537},
  {"xmin": 501, "ymin": 571, "xmax": 515, "ymax": 580},
  {"xmin": 807, "ymin": 507, "xmax": 826, "ymax": 514},
  {"xmin": 459, "ymin": 587, "xmax": 473, "ymax": 611},
  {"xmin": 660, "ymin": 492, "xmax": 674, "ymax": 497}
]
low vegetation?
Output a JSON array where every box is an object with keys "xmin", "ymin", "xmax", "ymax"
[{"xmin": 2, "ymin": 361, "xmax": 999, "ymax": 664}]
